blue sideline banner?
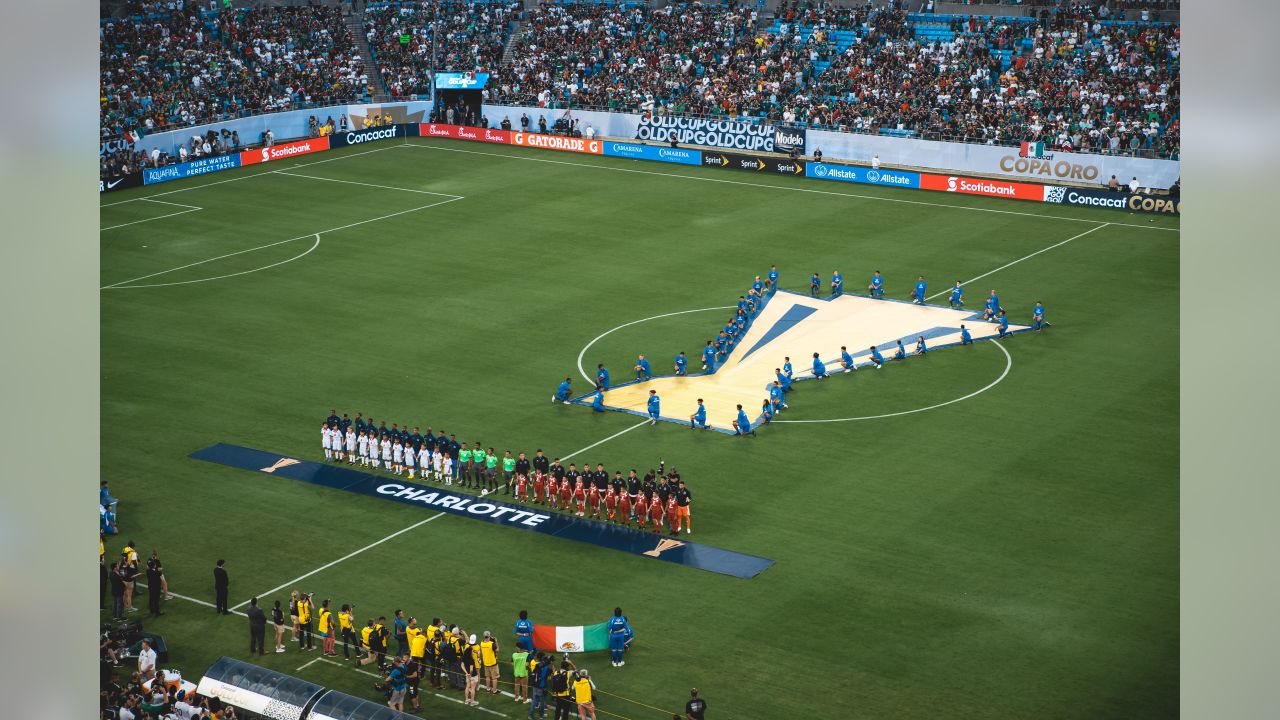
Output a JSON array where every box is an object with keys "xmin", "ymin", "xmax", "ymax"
[
  {"xmin": 143, "ymin": 153, "xmax": 243, "ymax": 185},
  {"xmin": 602, "ymin": 141, "xmax": 702, "ymax": 165},
  {"xmin": 805, "ymin": 162, "xmax": 921, "ymax": 189},
  {"xmin": 190, "ymin": 443, "xmax": 775, "ymax": 580}
]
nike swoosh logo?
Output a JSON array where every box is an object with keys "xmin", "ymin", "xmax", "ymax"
[{"xmin": 107, "ymin": 178, "xmax": 124, "ymax": 189}]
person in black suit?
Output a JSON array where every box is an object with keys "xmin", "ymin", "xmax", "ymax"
[
  {"xmin": 214, "ymin": 559, "xmax": 230, "ymax": 614},
  {"xmin": 247, "ymin": 597, "xmax": 267, "ymax": 655}
]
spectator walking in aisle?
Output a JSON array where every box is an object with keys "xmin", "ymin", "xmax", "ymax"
[{"xmin": 213, "ymin": 559, "xmax": 229, "ymax": 615}]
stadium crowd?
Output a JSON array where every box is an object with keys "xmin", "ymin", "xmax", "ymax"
[
  {"xmin": 100, "ymin": 1, "xmax": 368, "ymax": 137},
  {"xmin": 321, "ymin": 412, "xmax": 696, "ymax": 534},
  {"xmin": 363, "ymin": 1, "xmax": 518, "ymax": 99},
  {"xmin": 100, "ymin": 667, "xmax": 229, "ymax": 720}
]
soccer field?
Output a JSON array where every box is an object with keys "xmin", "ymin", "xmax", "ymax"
[{"xmin": 100, "ymin": 136, "xmax": 1179, "ymax": 719}]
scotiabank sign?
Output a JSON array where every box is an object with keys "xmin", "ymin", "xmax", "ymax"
[
  {"xmin": 920, "ymin": 173, "xmax": 1043, "ymax": 201},
  {"xmin": 239, "ymin": 136, "xmax": 331, "ymax": 165},
  {"xmin": 511, "ymin": 133, "xmax": 601, "ymax": 155},
  {"xmin": 418, "ymin": 124, "xmax": 511, "ymax": 145}
]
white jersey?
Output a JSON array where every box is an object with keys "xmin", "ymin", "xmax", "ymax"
[
  {"xmin": 322, "ymin": 427, "xmax": 332, "ymax": 450},
  {"xmin": 405, "ymin": 448, "xmax": 415, "ymax": 468},
  {"xmin": 419, "ymin": 447, "xmax": 431, "ymax": 469},
  {"xmin": 345, "ymin": 430, "xmax": 356, "ymax": 452},
  {"xmin": 381, "ymin": 440, "xmax": 392, "ymax": 461},
  {"xmin": 357, "ymin": 434, "xmax": 368, "ymax": 457},
  {"xmin": 443, "ymin": 456, "xmax": 454, "ymax": 475},
  {"xmin": 432, "ymin": 452, "xmax": 443, "ymax": 472},
  {"xmin": 392, "ymin": 443, "xmax": 403, "ymax": 463}
]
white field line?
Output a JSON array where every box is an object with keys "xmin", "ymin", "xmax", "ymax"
[
  {"xmin": 229, "ymin": 512, "xmax": 447, "ymax": 611},
  {"xmin": 141, "ymin": 198, "xmax": 203, "ymax": 210},
  {"xmin": 98, "ymin": 144, "xmax": 403, "ymax": 207},
  {"xmin": 271, "ymin": 170, "xmax": 463, "ymax": 198},
  {"xmin": 400, "ymin": 142, "xmax": 1178, "ymax": 233},
  {"xmin": 104, "ymin": 235, "xmax": 323, "ymax": 290},
  {"xmin": 296, "ymin": 656, "xmax": 324, "ymax": 672},
  {"xmin": 926, "ymin": 222, "xmax": 1113, "ymax": 301},
  {"xmin": 559, "ymin": 419, "xmax": 651, "ymax": 462},
  {"xmin": 101, "ymin": 196, "xmax": 463, "ymax": 290},
  {"xmin": 314, "ymin": 659, "xmax": 511, "ymax": 718},
  {"xmin": 101, "ymin": 208, "xmax": 201, "ymax": 231}
]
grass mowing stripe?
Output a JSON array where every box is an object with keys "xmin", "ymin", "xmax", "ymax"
[
  {"xmin": 101, "ymin": 207, "xmax": 201, "ymax": 231},
  {"xmin": 559, "ymin": 419, "xmax": 651, "ymax": 462},
  {"xmin": 230, "ymin": 512, "xmax": 448, "ymax": 611},
  {"xmin": 271, "ymin": 170, "xmax": 464, "ymax": 198}
]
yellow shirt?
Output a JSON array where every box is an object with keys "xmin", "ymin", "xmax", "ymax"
[
  {"xmin": 360, "ymin": 626, "xmax": 373, "ymax": 648},
  {"xmin": 407, "ymin": 626, "xmax": 422, "ymax": 645},
  {"xmin": 318, "ymin": 610, "xmax": 331, "ymax": 634},
  {"xmin": 410, "ymin": 633, "xmax": 428, "ymax": 658},
  {"xmin": 297, "ymin": 600, "xmax": 311, "ymax": 624},
  {"xmin": 573, "ymin": 678, "xmax": 593, "ymax": 704},
  {"xmin": 339, "ymin": 611, "xmax": 353, "ymax": 631},
  {"xmin": 480, "ymin": 640, "xmax": 497, "ymax": 667},
  {"xmin": 99, "ymin": 539, "xmax": 105, "ymax": 562},
  {"xmin": 426, "ymin": 626, "xmax": 439, "ymax": 644}
]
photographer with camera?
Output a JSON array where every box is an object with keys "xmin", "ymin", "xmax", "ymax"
[
  {"xmin": 296, "ymin": 592, "xmax": 314, "ymax": 651},
  {"xmin": 550, "ymin": 656, "xmax": 576, "ymax": 720},
  {"xmin": 339, "ymin": 604, "xmax": 357, "ymax": 659},
  {"xmin": 383, "ymin": 656, "xmax": 408, "ymax": 712}
]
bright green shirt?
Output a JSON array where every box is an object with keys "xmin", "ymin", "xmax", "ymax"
[
  {"xmin": 485, "ymin": 453, "xmax": 498, "ymax": 469},
  {"xmin": 503, "ymin": 457, "xmax": 516, "ymax": 472},
  {"xmin": 459, "ymin": 449, "xmax": 472, "ymax": 462},
  {"xmin": 512, "ymin": 651, "xmax": 529, "ymax": 677}
]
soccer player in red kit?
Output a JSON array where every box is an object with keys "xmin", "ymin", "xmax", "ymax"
[
  {"xmin": 665, "ymin": 494, "xmax": 679, "ymax": 534},
  {"xmin": 634, "ymin": 494, "xmax": 648, "ymax": 529},
  {"xmin": 572, "ymin": 480, "xmax": 587, "ymax": 517},
  {"xmin": 604, "ymin": 488, "xmax": 618, "ymax": 522},
  {"xmin": 558, "ymin": 478, "xmax": 572, "ymax": 513},
  {"xmin": 588, "ymin": 484, "xmax": 602, "ymax": 519},
  {"xmin": 533, "ymin": 472, "xmax": 545, "ymax": 505},
  {"xmin": 617, "ymin": 490, "xmax": 629, "ymax": 525},
  {"xmin": 648, "ymin": 492, "xmax": 664, "ymax": 532},
  {"xmin": 515, "ymin": 474, "xmax": 528, "ymax": 504}
]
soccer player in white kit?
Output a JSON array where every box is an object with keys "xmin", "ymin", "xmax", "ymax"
[
  {"xmin": 392, "ymin": 440, "xmax": 404, "ymax": 475},
  {"xmin": 345, "ymin": 428, "xmax": 356, "ymax": 464},
  {"xmin": 405, "ymin": 443, "xmax": 416, "ymax": 479},
  {"xmin": 432, "ymin": 448, "xmax": 443, "ymax": 480},
  {"xmin": 441, "ymin": 455, "xmax": 454, "ymax": 485},
  {"xmin": 322, "ymin": 424, "xmax": 333, "ymax": 460},
  {"xmin": 418, "ymin": 445, "xmax": 432, "ymax": 480}
]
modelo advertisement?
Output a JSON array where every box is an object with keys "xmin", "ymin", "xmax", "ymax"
[
  {"xmin": 772, "ymin": 126, "xmax": 807, "ymax": 154},
  {"xmin": 636, "ymin": 116, "xmax": 776, "ymax": 152},
  {"xmin": 238, "ymin": 136, "xmax": 331, "ymax": 166},
  {"xmin": 805, "ymin": 162, "xmax": 920, "ymax": 189},
  {"xmin": 1042, "ymin": 185, "xmax": 1180, "ymax": 215},
  {"xmin": 602, "ymin": 142, "xmax": 702, "ymax": 165},
  {"xmin": 141, "ymin": 152, "xmax": 243, "ymax": 185},
  {"xmin": 702, "ymin": 151, "xmax": 805, "ymax": 176},
  {"xmin": 919, "ymin": 173, "xmax": 1045, "ymax": 201},
  {"xmin": 327, "ymin": 123, "xmax": 416, "ymax": 148}
]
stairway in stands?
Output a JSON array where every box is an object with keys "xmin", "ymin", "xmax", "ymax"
[
  {"xmin": 345, "ymin": 7, "xmax": 389, "ymax": 103},
  {"xmin": 501, "ymin": 20, "xmax": 524, "ymax": 66}
]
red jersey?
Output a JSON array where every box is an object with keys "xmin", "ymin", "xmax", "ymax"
[
  {"xmin": 516, "ymin": 475, "xmax": 528, "ymax": 502},
  {"xmin": 573, "ymin": 483, "xmax": 586, "ymax": 502},
  {"xmin": 618, "ymin": 493, "xmax": 631, "ymax": 523},
  {"xmin": 635, "ymin": 496, "xmax": 649, "ymax": 522},
  {"xmin": 604, "ymin": 491, "xmax": 617, "ymax": 519},
  {"xmin": 648, "ymin": 495, "xmax": 664, "ymax": 527},
  {"xmin": 558, "ymin": 480, "xmax": 572, "ymax": 508},
  {"xmin": 533, "ymin": 474, "xmax": 545, "ymax": 504},
  {"xmin": 665, "ymin": 497, "xmax": 678, "ymax": 527}
]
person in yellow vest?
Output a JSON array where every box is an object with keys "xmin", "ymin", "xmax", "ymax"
[
  {"xmin": 480, "ymin": 630, "xmax": 501, "ymax": 695},
  {"xmin": 551, "ymin": 659, "xmax": 575, "ymax": 718},
  {"xmin": 511, "ymin": 644, "xmax": 530, "ymax": 703},
  {"xmin": 296, "ymin": 594, "xmax": 314, "ymax": 651},
  {"xmin": 425, "ymin": 618, "xmax": 443, "ymax": 689},
  {"xmin": 573, "ymin": 668, "xmax": 597, "ymax": 720},
  {"xmin": 317, "ymin": 599, "xmax": 335, "ymax": 656},
  {"xmin": 358, "ymin": 619, "xmax": 376, "ymax": 666},
  {"xmin": 99, "ymin": 534, "xmax": 107, "ymax": 611},
  {"xmin": 120, "ymin": 541, "xmax": 139, "ymax": 612},
  {"xmin": 407, "ymin": 620, "xmax": 428, "ymax": 712},
  {"xmin": 338, "ymin": 604, "xmax": 356, "ymax": 659}
]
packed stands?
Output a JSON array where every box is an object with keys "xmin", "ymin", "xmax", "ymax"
[
  {"xmin": 362, "ymin": 1, "xmax": 518, "ymax": 99},
  {"xmin": 100, "ymin": 1, "xmax": 369, "ymax": 137}
]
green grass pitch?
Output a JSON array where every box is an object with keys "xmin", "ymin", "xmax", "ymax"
[{"xmin": 100, "ymin": 137, "xmax": 1179, "ymax": 719}]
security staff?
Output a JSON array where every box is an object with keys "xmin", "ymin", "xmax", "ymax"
[
  {"xmin": 247, "ymin": 597, "xmax": 267, "ymax": 656},
  {"xmin": 213, "ymin": 559, "xmax": 229, "ymax": 615}
]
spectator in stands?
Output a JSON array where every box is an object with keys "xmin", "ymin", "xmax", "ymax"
[{"xmin": 137, "ymin": 640, "xmax": 157, "ymax": 677}]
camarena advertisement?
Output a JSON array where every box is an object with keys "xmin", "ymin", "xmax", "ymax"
[
  {"xmin": 602, "ymin": 142, "xmax": 702, "ymax": 165},
  {"xmin": 142, "ymin": 153, "xmax": 242, "ymax": 185},
  {"xmin": 635, "ymin": 116, "xmax": 775, "ymax": 152}
]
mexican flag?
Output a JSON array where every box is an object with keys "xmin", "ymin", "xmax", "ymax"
[
  {"xmin": 1019, "ymin": 140, "xmax": 1046, "ymax": 158},
  {"xmin": 531, "ymin": 622, "xmax": 610, "ymax": 653}
]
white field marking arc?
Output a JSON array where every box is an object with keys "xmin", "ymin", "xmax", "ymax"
[
  {"xmin": 230, "ymin": 512, "xmax": 447, "ymax": 612},
  {"xmin": 401, "ymin": 142, "xmax": 1178, "ymax": 233},
  {"xmin": 926, "ymin": 223, "xmax": 1112, "ymax": 301},
  {"xmin": 271, "ymin": 170, "xmax": 463, "ymax": 198},
  {"xmin": 102, "ymin": 234, "xmax": 322, "ymax": 290},
  {"xmin": 771, "ymin": 339, "xmax": 1013, "ymax": 423},
  {"xmin": 101, "ymin": 196, "xmax": 463, "ymax": 290},
  {"xmin": 98, "ymin": 144, "xmax": 403, "ymax": 207},
  {"xmin": 575, "ymin": 305, "xmax": 737, "ymax": 385}
]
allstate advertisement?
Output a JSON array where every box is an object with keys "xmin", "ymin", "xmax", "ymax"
[
  {"xmin": 636, "ymin": 116, "xmax": 775, "ymax": 152},
  {"xmin": 143, "ymin": 153, "xmax": 242, "ymax": 185},
  {"xmin": 602, "ymin": 142, "xmax": 702, "ymax": 165},
  {"xmin": 805, "ymin": 162, "xmax": 920, "ymax": 189}
]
